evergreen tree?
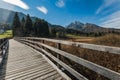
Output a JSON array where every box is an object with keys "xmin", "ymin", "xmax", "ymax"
[
  {"xmin": 24, "ymin": 14, "xmax": 32, "ymax": 36},
  {"xmin": 12, "ymin": 12, "xmax": 21, "ymax": 36},
  {"xmin": 33, "ymin": 19, "xmax": 49, "ymax": 37},
  {"xmin": 33, "ymin": 18, "xmax": 39, "ymax": 36},
  {"xmin": 51, "ymin": 28, "xmax": 57, "ymax": 37},
  {"xmin": 21, "ymin": 17, "xmax": 25, "ymax": 36},
  {"xmin": 41, "ymin": 20, "xmax": 49, "ymax": 37}
]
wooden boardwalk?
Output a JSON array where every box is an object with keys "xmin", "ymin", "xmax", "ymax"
[{"xmin": 0, "ymin": 39, "xmax": 67, "ymax": 80}]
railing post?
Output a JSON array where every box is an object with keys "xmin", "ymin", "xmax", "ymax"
[
  {"xmin": 32, "ymin": 38, "xmax": 34, "ymax": 45},
  {"xmin": 42, "ymin": 40, "xmax": 44, "ymax": 49},
  {"xmin": 56, "ymin": 43, "xmax": 61, "ymax": 68}
]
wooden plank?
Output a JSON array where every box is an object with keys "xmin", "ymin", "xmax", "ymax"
[
  {"xmin": 23, "ymin": 40, "xmax": 120, "ymax": 80},
  {"xmin": 6, "ymin": 63, "xmax": 50, "ymax": 76},
  {"xmin": 55, "ymin": 77, "xmax": 63, "ymax": 80},
  {"xmin": 15, "ymin": 68, "xmax": 55, "ymax": 80},
  {"xmin": 6, "ymin": 65, "xmax": 52, "ymax": 79},
  {"xmin": 44, "ymin": 73, "xmax": 61, "ymax": 80},
  {"xmin": 6, "ymin": 60, "xmax": 47, "ymax": 73},
  {"xmin": 36, "ymin": 71, "xmax": 58, "ymax": 80},
  {"xmin": 7, "ymin": 58, "xmax": 44, "ymax": 64},
  {"xmin": 6, "ymin": 64, "xmax": 50, "ymax": 76},
  {"xmin": 25, "ymin": 37, "xmax": 120, "ymax": 55}
]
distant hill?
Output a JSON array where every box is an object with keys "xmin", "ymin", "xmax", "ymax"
[
  {"xmin": 82, "ymin": 23, "xmax": 107, "ymax": 33},
  {"xmin": 0, "ymin": 8, "xmax": 36, "ymax": 24},
  {"xmin": 67, "ymin": 21, "xmax": 120, "ymax": 33},
  {"xmin": 48, "ymin": 23, "xmax": 65, "ymax": 31}
]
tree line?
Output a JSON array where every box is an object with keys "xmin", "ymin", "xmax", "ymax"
[
  {"xmin": 12, "ymin": 12, "xmax": 120, "ymax": 38},
  {"xmin": 12, "ymin": 12, "xmax": 49, "ymax": 37},
  {"xmin": 66, "ymin": 29, "xmax": 120, "ymax": 37}
]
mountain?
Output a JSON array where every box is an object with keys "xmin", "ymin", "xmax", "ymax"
[
  {"xmin": 82, "ymin": 23, "xmax": 107, "ymax": 33},
  {"xmin": 0, "ymin": 8, "xmax": 36, "ymax": 24},
  {"xmin": 67, "ymin": 21, "xmax": 84, "ymax": 30},
  {"xmin": 66, "ymin": 21, "xmax": 104, "ymax": 32},
  {"xmin": 66, "ymin": 21, "xmax": 120, "ymax": 33}
]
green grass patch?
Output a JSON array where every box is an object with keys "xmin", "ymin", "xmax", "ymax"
[
  {"xmin": 66, "ymin": 34, "xmax": 93, "ymax": 39},
  {"xmin": 0, "ymin": 30, "xmax": 13, "ymax": 39},
  {"xmin": 66, "ymin": 34, "xmax": 83, "ymax": 38}
]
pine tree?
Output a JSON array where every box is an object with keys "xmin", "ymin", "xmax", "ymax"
[
  {"xmin": 33, "ymin": 18, "xmax": 39, "ymax": 36},
  {"xmin": 24, "ymin": 14, "xmax": 32, "ymax": 36},
  {"xmin": 12, "ymin": 12, "xmax": 21, "ymax": 36},
  {"xmin": 33, "ymin": 19, "xmax": 49, "ymax": 37},
  {"xmin": 21, "ymin": 17, "xmax": 25, "ymax": 36},
  {"xmin": 41, "ymin": 20, "xmax": 49, "ymax": 37}
]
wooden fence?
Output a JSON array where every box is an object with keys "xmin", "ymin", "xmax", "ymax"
[
  {"xmin": 0, "ymin": 38, "xmax": 9, "ymax": 66},
  {"xmin": 16, "ymin": 37, "xmax": 120, "ymax": 80}
]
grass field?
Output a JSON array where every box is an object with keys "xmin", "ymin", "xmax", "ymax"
[
  {"xmin": 65, "ymin": 34, "xmax": 94, "ymax": 42},
  {"xmin": 0, "ymin": 30, "xmax": 13, "ymax": 39},
  {"xmin": 65, "ymin": 34, "xmax": 91, "ymax": 38}
]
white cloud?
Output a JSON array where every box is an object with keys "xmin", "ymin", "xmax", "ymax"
[
  {"xmin": 100, "ymin": 11, "xmax": 120, "ymax": 28},
  {"xmin": 37, "ymin": 6, "xmax": 48, "ymax": 14},
  {"xmin": 55, "ymin": 0, "xmax": 65, "ymax": 8},
  {"xmin": 3, "ymin": 0, "xmax": 29, "ymax": 10},
  {"xmin": 0, "ymin": 1, "xmax": 14, "ymax": 9},
  {"xmin": 96, "ymin": 0, "xmax": 119, "ymax": 14}
]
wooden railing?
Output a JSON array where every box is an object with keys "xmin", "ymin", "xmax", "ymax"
[
  {"xmin": 16, "ymin": 37, "xmax": 120, "ymax": 80},
  {"xmin": 0, "ymin": 38, "xmax": 9, "ymax": 65}
]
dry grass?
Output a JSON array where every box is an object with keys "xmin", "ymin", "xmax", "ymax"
[{"xmin": 92, "ymin": 34, "xmax": 120, "ymax": 47}]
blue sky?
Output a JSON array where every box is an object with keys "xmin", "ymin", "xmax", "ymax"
[{"xmin": 0, "ymin": 0, "xmax": 120, "ymax": 28}]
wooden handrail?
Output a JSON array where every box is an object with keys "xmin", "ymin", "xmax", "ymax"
[
  {"xmin": 16, "ymin": 37, "xmax": 120, "ymax": 80},
  {"xmin": 0, "ymin": 38, "xmax": 9, "ymax": 64},
  {"xmin": 26, "ymin": 37, "xmax": 120, "ymax": 55},
  {"xmin": 0, "ymin": 39, "xmax": 8, "ymax": 48}
]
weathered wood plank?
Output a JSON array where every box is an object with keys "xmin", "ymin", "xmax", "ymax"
[
  {"xmin": 16, "ymin": 68, "xmax": 55, "ymax": 80},
  {"xmin": 6, "ymin": 63, "xmax": 50, "ymax": 76},
  {"xmin": 6, "ymin": 60, "xmax": 47, "ymax": 73},
  {"xmin": 44, "ymin": 73, "xmax": 61, "ymax": 80},
  {"xmin": 6, "ymin": 64, "xmax": 51, "ymax": 78},
  {"xmin": 36, "ymin": 71, "xmax": 58, "ymax": 80},
  {"xmin": 55, "ymin": 77, "xmax": 63, "ymax": 80},
  {"xmin": 6, "ymin": 66, "xmax": 54, "ymax": 79}
]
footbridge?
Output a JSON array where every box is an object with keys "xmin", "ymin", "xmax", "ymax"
[{"xmin": 0, "ymin": 37, "xmax": 120, "ymax": 80}]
